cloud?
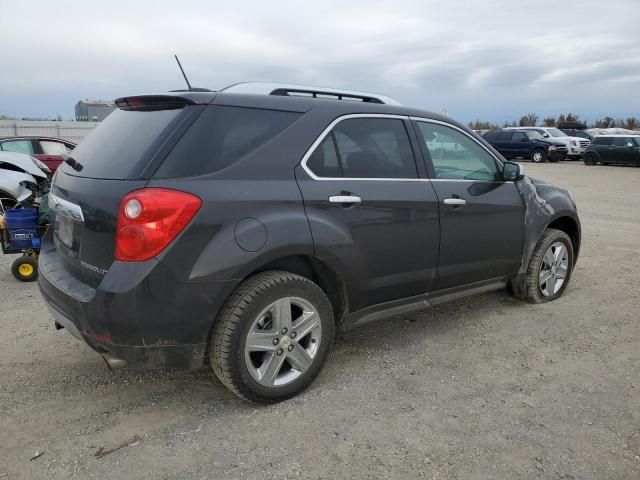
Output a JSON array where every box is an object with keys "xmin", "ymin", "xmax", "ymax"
[{"xmin": 0, "ymin": 0, "xmax": 638, "ymax": 122}]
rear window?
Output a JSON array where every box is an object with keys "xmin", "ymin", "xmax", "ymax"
[
  {"xmin": 63, "ymin": 108, "xmax": 185, "ymax": 179},
  {"xmin": 154, "ymin": 105, "xmax": 300, "ymax": 178}
]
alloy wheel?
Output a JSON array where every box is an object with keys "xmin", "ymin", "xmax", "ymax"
[
  {"xmin": 538, "ymin": 242, "xmax": 569, "ymax": 297},
  {"xmin": 244, "ymin": 297, "xmax": 322, "ymax": 387}
]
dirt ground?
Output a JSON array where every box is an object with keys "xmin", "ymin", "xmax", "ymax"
[{"xmin": 1, "ymin": 162, "xmax": 639, "ymax": 479}]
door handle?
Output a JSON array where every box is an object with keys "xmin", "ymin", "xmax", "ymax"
[
  {"xmin": 443, "ymin": 198, "xmax": 467, "ymax": 206},
  {"xmin": 329, "ymin": 195, "xmax": 362, "ymax": 206}
]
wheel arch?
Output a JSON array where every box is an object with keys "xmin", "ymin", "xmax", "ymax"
[
  {"xmin": 546, "ymin": 215, "xmax": 581, "ymax": 263},
  {"xmin": 249, "ymin": 254, "xmax": 349, "ymax": 327},
  {"xmin": 202, "ymin": 253, "xmax": 348, "ymax": 367},
  {"xmin": 584, "ymin": 150, "xmax": 599, "ymax": 159}
]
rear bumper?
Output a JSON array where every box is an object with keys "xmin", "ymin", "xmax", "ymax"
[
  {"xmin": 38, "ymin": 240, "xmax": 238, "ymax": 370},
  {"xmin": 43, "ymin": 295, "xmax": 207, "ymax": 369}
]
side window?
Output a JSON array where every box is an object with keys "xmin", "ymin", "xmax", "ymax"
[
  {"xmin": 593, "ymin": 137, "xmax": 613, "ymax": 146},
  {"xmin": 155, "ymin": 106, "xmax": 301, "ymax": 178},
  {"xmin": 483, "ymin": 132, "xmax": 496, "ymax": 141},
  {"xmin": 305, "ymin": 118, "xmax": 418, "ymax": 179},
  {"xmin": 415, "ymin": 122, "xmax": 500, "ymax": 181},
  {"xmin": 496, "ymin": 132, "xmax": 511, "ymax": 141},
  {"xmin": 306, "ymin": 134, "xmax": 341, "ymax": 178},
  {"xmin": 40, "ymin": 140, "xmax": 71, "ymax": 155},
  {"xmin": 612, "ymin": 137, "xmax": 630, "ymax": 147},
  {"xmin": 512, "ymin": 132, "xmax": 527, "ymax": 141},
  {"xmin": 0, "ymin": 140, "xmax": 34, "ymax": 154}
]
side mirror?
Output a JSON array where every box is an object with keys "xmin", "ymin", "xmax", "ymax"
[
  {"xmin": 627, "ymin": 142, "xmax": 634, "ymax": 148},
  {"xmin": 543, "ymin": 133, "xmax": 550, "ymax": 138},
  {"xmin": 503, "ymin": 161, "xmax": 525, "ymax": 181}
]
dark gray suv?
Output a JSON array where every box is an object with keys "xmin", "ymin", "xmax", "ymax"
[{"xmin": 39, "ymin": 83, "xmax": 581, "ymax": 403}]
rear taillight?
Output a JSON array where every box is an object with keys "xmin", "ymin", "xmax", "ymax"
[{"xmin": 115, "ymin": 188, "xmax": 202, "ymax": 262}]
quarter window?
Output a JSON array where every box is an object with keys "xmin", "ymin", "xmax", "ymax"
[
  {"xmin": 306, "ymin": 118, "xmax": 417, "ymax": 179},
  {"xmin": 415, "ymin": 122, "xmax": 500, "ymax": 181}
]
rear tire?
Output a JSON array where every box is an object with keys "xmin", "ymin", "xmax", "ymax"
[
  {"xmin": 521, "ymin": 228, "xmax": 574, "ymax": 304},
  {"xmin": 531, "ymin": 149, "xmax": 547, "ymax": 163},
  {"xmin": 209, "ymin": 271, "xmax": 335, "ymax": 403},
  {"xmin": 583, "ymin": 153, "xmax": 597, "ymax": 166},
  {"xmin": 11, "ymin": 255, "xmax": 38, "ymax": 282}
]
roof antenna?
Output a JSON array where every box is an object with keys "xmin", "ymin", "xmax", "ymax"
[{"xmin": 174, "ymin": 55, "xmax": 192, "ymax": 91}]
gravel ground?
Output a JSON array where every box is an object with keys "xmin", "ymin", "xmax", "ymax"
[{"xmin": 1, "ymin": 162, "xmax": 639, "ymax": 479}]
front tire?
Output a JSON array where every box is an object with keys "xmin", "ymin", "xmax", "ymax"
[
  {"xmin": 522, "ymin": 228, "xmax": 574, "ymax": 303},
  {"xmin": 210, "ymin": 271, "xmax": 335, "ymax": 403},
  {"xmin": 583, "ymin": 153, "xmax": 597, "ymax": 165},
  {"xmin": 531, "ymin": 149, "xmax": 547, "ymax": 163}
]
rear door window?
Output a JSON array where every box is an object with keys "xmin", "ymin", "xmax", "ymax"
[
  {"xmin": 155, "ymin": 106, "xmax": 301, "ymax": 178},
  {"xmin": 512, "ymin": 132, "xmax": 527, "ymax": 141},
  {"xmin": 305, "ymin": 117, "xmax": 417, "ymax": 179}
]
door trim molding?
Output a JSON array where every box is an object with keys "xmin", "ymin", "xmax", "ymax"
[{"xmin": 341, "ymin": 277, "xmax": 508, "ymax": 330}]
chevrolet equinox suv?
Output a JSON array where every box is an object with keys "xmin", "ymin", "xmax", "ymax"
[{"xmin": 39, "ymin": 83, "xmax": 581, "ymax": 403}]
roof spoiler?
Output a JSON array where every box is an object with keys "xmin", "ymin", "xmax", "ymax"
[{"xmin": 114, "ymin": 95, "xmax": 197, "ymax": 111}]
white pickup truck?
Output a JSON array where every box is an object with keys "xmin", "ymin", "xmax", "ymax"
[{"xmin": 506, "ymin": 127, "xmax": 589, "ymax": 159}]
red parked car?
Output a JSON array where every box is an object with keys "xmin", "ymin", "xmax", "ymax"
[{"xmin": 0, "ymin": 136, "xmax": 76, "ymax": 173}]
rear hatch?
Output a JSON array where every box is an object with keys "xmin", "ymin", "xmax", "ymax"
[{"xmin": 47, "ymin": 95, "xmax": 207, "ymax": 287}]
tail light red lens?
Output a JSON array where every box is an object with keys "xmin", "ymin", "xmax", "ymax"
[{"xmin": 115, "ymin": 188, "xmax": 202, "ymax": 262}]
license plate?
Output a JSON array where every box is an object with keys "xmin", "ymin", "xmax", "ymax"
[{"xmin": 57, "ymin": 215, "xmax": 74, "ymax": 247}]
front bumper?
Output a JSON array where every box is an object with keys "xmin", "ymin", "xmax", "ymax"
[
  {"xmin": 548, "ymin": 150, "xmax": 566, "ymax": 161},
  {"xmin": 38, "ymin": 239, "xmax": 237, "ymax": 370}
]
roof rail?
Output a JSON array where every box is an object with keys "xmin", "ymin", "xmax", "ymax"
[{"xmin": 219, "ymin": 82, "xmax": 401, "ymax": 105}]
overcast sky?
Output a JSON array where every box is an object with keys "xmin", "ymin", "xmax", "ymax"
[{"xmin": 1, "ymin": 0, "xmax": 638, "ymax": 123}]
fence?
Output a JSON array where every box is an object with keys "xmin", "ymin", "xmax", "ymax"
[{"xmin": 0, "ymin": 120, "xmax": 98, "ymax": 144}]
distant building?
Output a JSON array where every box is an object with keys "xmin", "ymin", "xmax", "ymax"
[{"xmin": 75, "ymin": 100, "xmax": 116, "ymax": 122}]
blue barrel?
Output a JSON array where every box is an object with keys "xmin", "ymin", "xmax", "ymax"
[{"xmin": 4, "ymin": 209, "xmax": 39, "ymax": 249}]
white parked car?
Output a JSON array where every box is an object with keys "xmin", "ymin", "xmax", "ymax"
[
  {"xmin": 0, "ymin": 151, "xmax": 50, "ymax": 211},
  {"xmin": 506, "ymin": 127, "xmax": 589, "ymax": 159}
]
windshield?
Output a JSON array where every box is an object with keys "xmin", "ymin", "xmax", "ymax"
[
  {"xmin": 546, "ymin": 128, "xmax": 567, "ymax": 138},
  {"xmin": 525, "ymin": 131, "xmax": 544, "ymax": 140}
]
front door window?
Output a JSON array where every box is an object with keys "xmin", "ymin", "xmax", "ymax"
[{"xmin": 414, "ymin": 122, "xmax": 500, "ymax": 181}]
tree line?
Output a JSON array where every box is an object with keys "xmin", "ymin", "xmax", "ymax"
[{"xmin": 469, "ymin": 113, "xmax": 639, "ymax": 131}]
